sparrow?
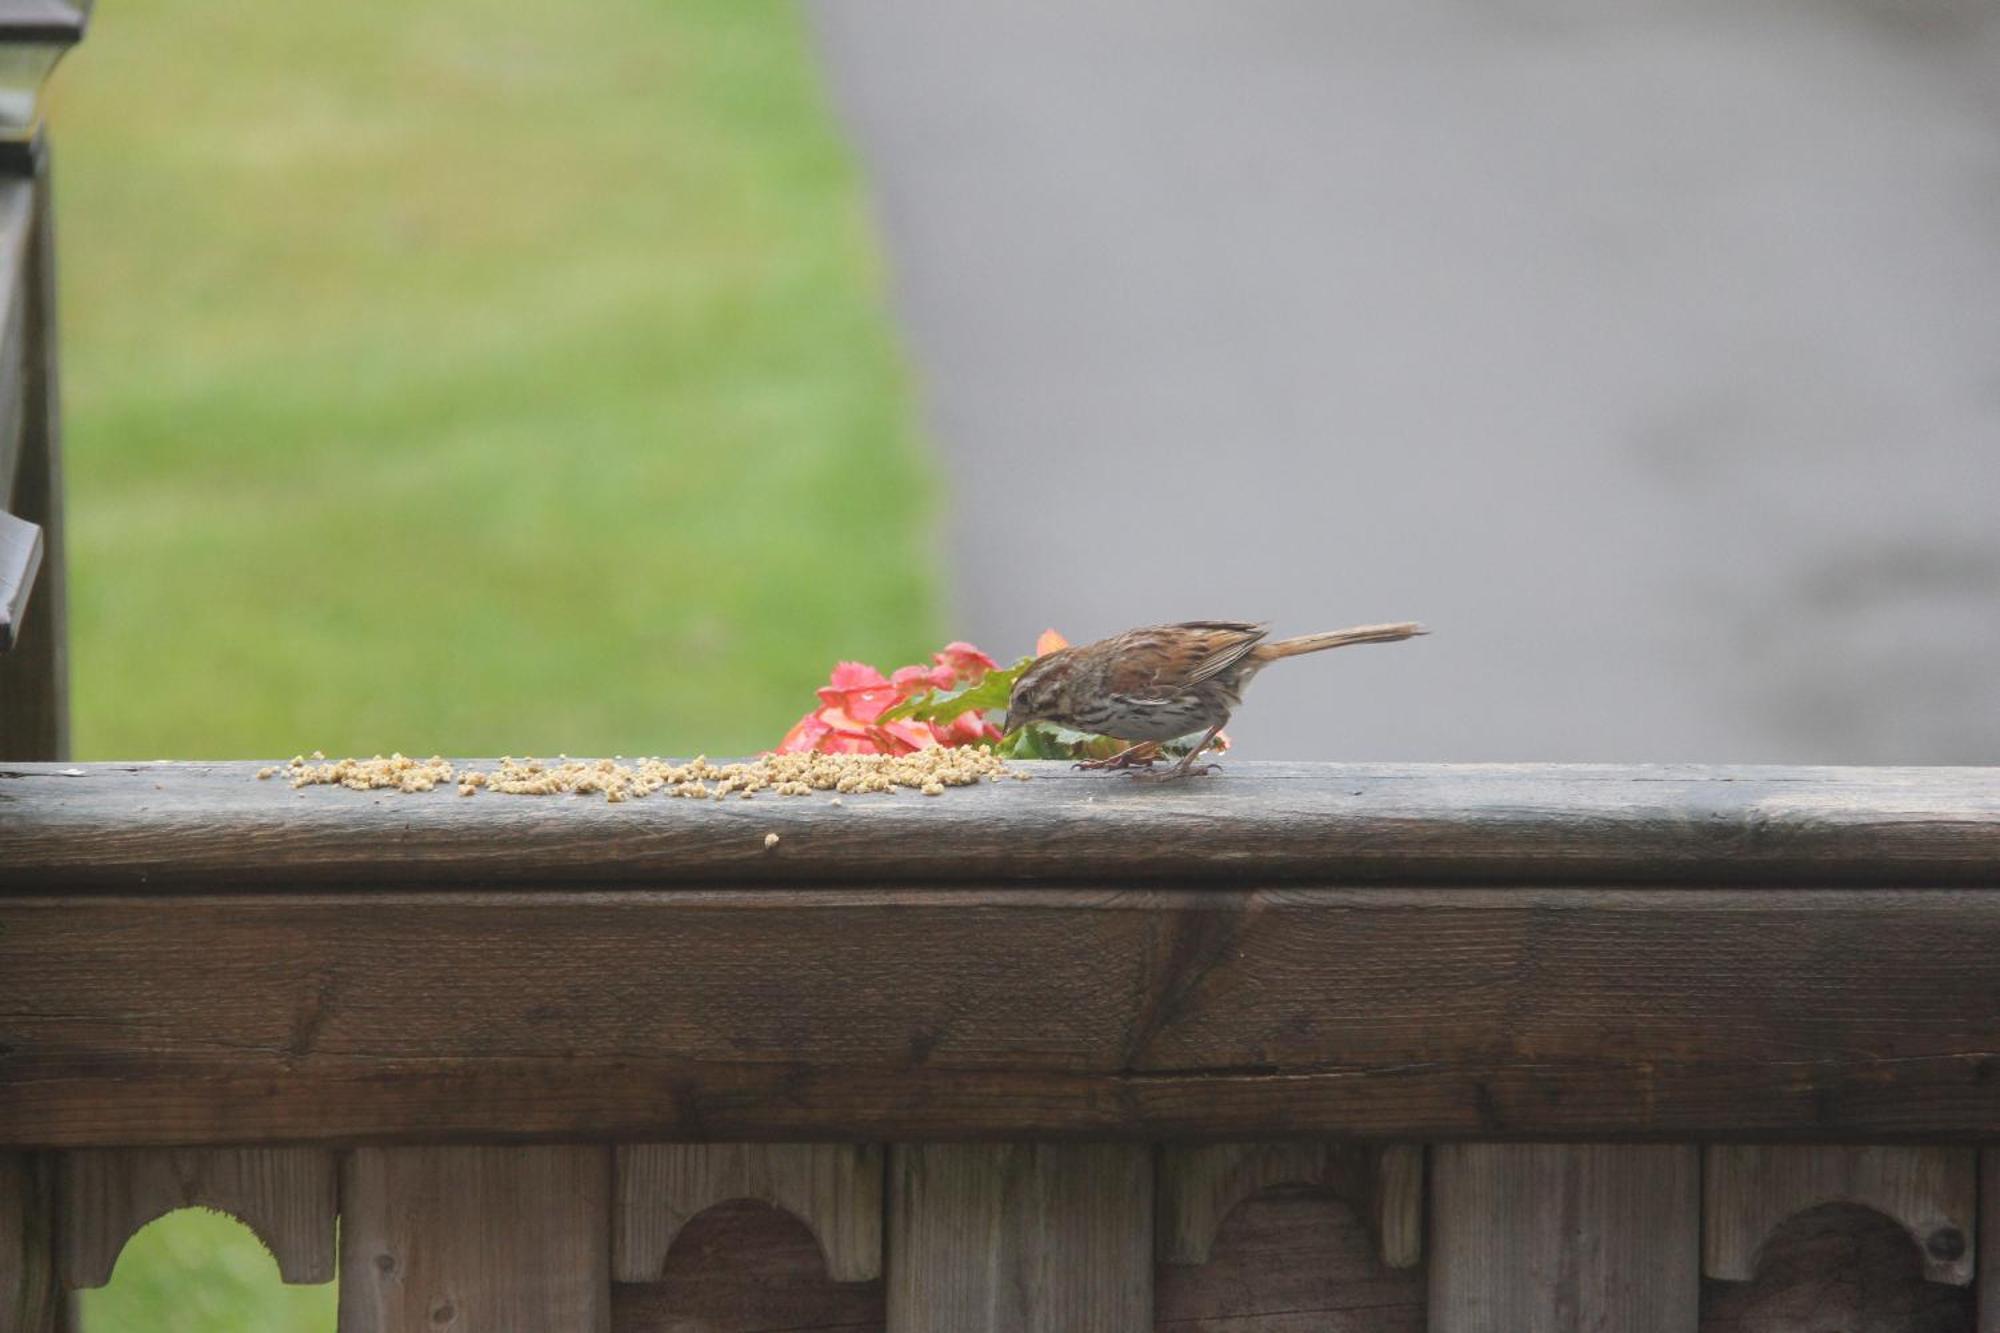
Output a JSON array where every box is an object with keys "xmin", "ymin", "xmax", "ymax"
[{"xmin": 1003, "ymin": 620, "xmax": 1426, "ymax": 778}]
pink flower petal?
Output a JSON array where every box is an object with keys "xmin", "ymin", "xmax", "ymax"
[
  {"xmin": 936, "ymin": 711, "xmax": 999, "ymax": 747},
  {"xmin": 896, "ymin": 660, "xmax": 948, "ymax": 696},
  {"xmin": 935, "ymin": 641, "xmax": 998, "ymax": 683},
  {"xmin": 826, "ymin": 660, "xmax": 889, "ymax": 691},
  {"xmin": 817, "ymin": 729, "xmax": 885, "ymax": 754},
  {"xmin": 777, "ymin": 712, "xmax": 832, "ymax": 754},
  {"xmin": 877, "ymin": 719, "xmax": 939, "ymax": 753}
]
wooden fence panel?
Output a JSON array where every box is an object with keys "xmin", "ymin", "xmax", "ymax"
[
  {"xmin": 1155, "ymin": 1185, "xmax": 1424, "ymax": 1332},
  {"xmin": 612, "ymin": 1199, "xmax": 884, "ymax": 1333},
  {"xmin": 1702, "ymin": 1201, "xmax": 1972, "ymax": 1331},
  {"xmin": 1430, "ymin": 1144, "xmax": 1698, "ymax": 1333},
  {"xmin": 59, "ymin": 1148, "xmax": 335, "ymax": 1288},
  {"xmin": 1156, "ymin": 1142, "xmax": 1420, "ymax": 1269},
  {"xmin": 888, "ymin": 1143, "xmax": 1150, "ymax": 1333},
  {"xmin": 338, "ymin": 1145, "xmax": 610, "ymax": 1333},
  {"xmin": 615, "ymin": 1144, "xmax": 882, "ymax": 1284},
  {"xmin": 1703, "ymin": 1145, "xmax": 1974, "ymax": 1287}
]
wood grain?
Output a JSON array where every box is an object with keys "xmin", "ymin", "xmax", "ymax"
[
  {"xmin": 887, "ymin": 1143, "xmax": 1150, "ymax": 1332},
  {"xmin": 0, "ymin": 1155, "xmax": 58, "ymax": 1333},
  {"xmin": 1155, "ymin": 1143, "xmax": 1420, "ymax": 1269},
  {"xmin": 1702, "ymin": 1145, "xmax": 1975, "ymax": 1286},
  {"xmin": 1154, "ymin": 1185, "xmax": 1425, "ymax": 1332},
  {"xmin": 337, "ymin": 1145, "xmax": 610, "ymax": 1333},
  {"xmin": 59, "ymin": 1148, "xmax": 335, "ymax": 1287},
  {"xmin": 611, "ymin": 1199, "xmax": 884, "ymax": 1333},
  {"xmin": 4, "ymin": 761, "xmax": 1999, "ymax": 890},
  {"xmin": 616, "ymin": 1145, "xmax": 882, "ymax": 1283},
  {"xmin": 1702, "ymin": 1201, "xmax": 1973, "ymax": 1332},
  {"xmin": 5, "ymin": 887, "xmax": 2000, "ymax": 1146},
  {"xmin": 1430, "ymin": 1144, "xmax": 1699, "ymax": 1332}
]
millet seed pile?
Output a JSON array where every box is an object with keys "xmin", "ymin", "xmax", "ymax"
[{"xmin": 259, "ymin": 748, "xmax": 1023, "ymax": 803}]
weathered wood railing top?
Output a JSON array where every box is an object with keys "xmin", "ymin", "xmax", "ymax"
[
  {"xmin": 4, "ymin": 758, "xmax": 1998, "ymax": 1147},
  {"xmin": 3, "ymin": 759, "xmax": 1998, "ymax": 889}
]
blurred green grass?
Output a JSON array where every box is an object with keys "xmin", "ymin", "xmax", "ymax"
[
  {"xmin": 52, "ymin": 0, "xmax": 932, "ymax": 1327},
  {"xmin": 53, "ymin": 0, "xmax": 937, "ymax": 764},
  {"xmin": 74, "ymin": 1212, "xmax": 339, "ymax": 1333}
]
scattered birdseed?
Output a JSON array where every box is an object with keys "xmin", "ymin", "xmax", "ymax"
[
  {"xmin": 276, "ymin": 753, "xmax": 457, "ymax": 793},
  {"xmin": 267, "ymin": 747, "xmax": 1021, "ymax": 803}
]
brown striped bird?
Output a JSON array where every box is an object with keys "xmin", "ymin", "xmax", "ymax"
[{"xmin": 1002, "ymin": 620, "xmax": 1426, "ymax": 778}]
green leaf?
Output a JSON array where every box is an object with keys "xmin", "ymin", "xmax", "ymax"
[
  {"xmin": 881, "ymin": 655, "xmax": 1033, "ymax": 726},
  {"xmin": 995, "ymin": 722, "xmax": 1127, "ymax": 761},
  {"xmin": 995, "ymin": 722, "xmax": 1224, "ymax": 763}
]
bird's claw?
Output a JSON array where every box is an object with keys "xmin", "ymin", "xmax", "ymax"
[{"xmin": 1133, "ymin": 762, "xmax": 1220, "ymax": 782}]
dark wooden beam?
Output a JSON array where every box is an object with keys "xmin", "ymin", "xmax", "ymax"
[
  {"xmin": 1, "ymin": 760, "xmax": 1996, "ymax": 891},
  {"xmin": 2, "ymin": 885, "xmax": 1997, "ymax": 1147}
]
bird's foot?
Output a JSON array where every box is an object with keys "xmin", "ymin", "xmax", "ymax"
[{"xmin": 1133, "ymin": 762, "xmax": 1220, "ymax": 782}]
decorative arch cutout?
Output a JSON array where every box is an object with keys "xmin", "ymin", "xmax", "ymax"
[
  {"xmin": 1703, "ymin": 1201, "xmax": 1974, "ymax": 1331},
  {"xmin": 1156, "ymin": 1143, "xmax": 1422, "ymax": 1268},
  {"xmin": 59, "ymin": 1148, "xmax": 337, "ymax": 1289},
  {"xmin": 1156, "ymin": 1182, "xmax": 1427, "ymax": 1329},
  {"xmin": 613, "ymin": 1143, "xmax": 883, "ymax": 1284},
  {"xmin": 67, "ymin": 1205, "xmax": 339, "ymax": 1333},
  {"xmin": 613, "ymin": 1197, "xmax": 887, "ymax": 1331},
  {"xmin": 1702, "ymin": 1146, "xmax": 1975, "ymax": 1288}
]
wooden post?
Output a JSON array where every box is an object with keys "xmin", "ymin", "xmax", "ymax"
[
  {"xmin": 1430, "ymin": 1144, "xmax": 1698, "ymax": 1332},
  {"xmin": 0, "ymin": 142, "xmax": 65, "ymax": 761},
  {"xmin": 0, "ymin": 1155, "xmax": 59, "ymax": 1333},
  {"xmin": 338, "ymin": 1146, "xmax": 610, "ymax": 1333},
  {"xmin": 887, "ymin": 1143, "xmax": 1150, "ymax": 1332}
]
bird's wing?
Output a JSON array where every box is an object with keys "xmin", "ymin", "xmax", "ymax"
[
  {"xmin": 1105, "ymin": 621, "xmax": 1268, "ymax": 700},
  {"xmin": 1179, "ymin": 622, "xmax": 1270, "ymax": 686}
]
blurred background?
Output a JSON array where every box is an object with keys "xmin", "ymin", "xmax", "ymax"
[{"xmin": 49, "ymin": 0, "xmax": 1999, "ymax": 1326}]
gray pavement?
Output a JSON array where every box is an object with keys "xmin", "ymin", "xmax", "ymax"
[{"xmin": 809, "ymin": 0, "xmax": 2000, "ymax": 763}]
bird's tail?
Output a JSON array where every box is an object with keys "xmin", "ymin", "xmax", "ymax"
[{"xmin": 1255, "ymin": 622, "xmax": 1427, "ymax": 660}]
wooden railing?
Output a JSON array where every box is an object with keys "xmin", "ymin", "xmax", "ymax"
[
  {"xmin": 2, "ymin": 9, "xmax": 1997, "ymax": 1328},
  {"xmin": 3, "ymin": 759, "xmax": 1997, "ymax": 1329}
]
